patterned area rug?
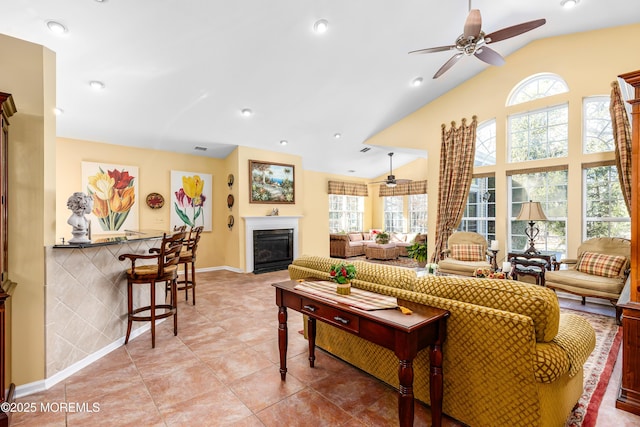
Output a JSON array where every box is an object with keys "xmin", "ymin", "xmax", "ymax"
[{"xmin": 563, "ymin": 309, "xmax": 621, "ymax": 426}]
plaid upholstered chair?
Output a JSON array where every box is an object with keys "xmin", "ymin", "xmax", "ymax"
[
  {"xmin": 437, "ymin": 231, "xmax": 495, "ymax": 277},
  {"xmin": 546, "ymin": 237, "xmax": 630, "ymax": 317}
]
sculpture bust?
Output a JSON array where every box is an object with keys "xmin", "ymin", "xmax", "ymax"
[{"xmin": 67, "ymin": 192, "xmax": 93, "ymax": 243}]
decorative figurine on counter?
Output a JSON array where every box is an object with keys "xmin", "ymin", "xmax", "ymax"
[
  {"xmin": 67, "ymin": 192, "xmax": 94, "ymax": 243},
  {"xmin": 267, "ymin": 208, "xmax": 279, "ymax": 216}
]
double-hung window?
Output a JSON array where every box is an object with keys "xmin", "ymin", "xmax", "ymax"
[
  {"xmin": 383, "ymin": 196, "xmax": 404, "ymax": 232},
  {"xmin": 329, "ymin": 195, "xmax": 364, "ymax": 233},
  {"xmin": 458, "ymin": 176, "xmax": 495, "ymax": 242}
]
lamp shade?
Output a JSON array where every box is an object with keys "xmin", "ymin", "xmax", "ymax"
[{"xmin": 516, "ymin": 201, "xmax": 548, "ymax": 221}]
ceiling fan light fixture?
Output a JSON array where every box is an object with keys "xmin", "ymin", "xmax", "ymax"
[
  {"xmin": 560, "ymin": 0, "xmax": 579, "ymax": 9},
  {"xmin": 386, "ymin": 182, "xmax": 397, "ymax": 188}
]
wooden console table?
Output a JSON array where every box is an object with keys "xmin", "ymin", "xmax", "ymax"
[
  {"xmin": 508, "ymin": 250, "xmax": 557, "ymax": 286},
  {"xmin": 273, "ymin": 280, "xmax": 449, "ymax": 427}
]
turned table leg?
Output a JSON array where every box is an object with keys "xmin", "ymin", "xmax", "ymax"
[{"xmin": 278, "ymin": 305, "xmax": 288, "ymax": 380}]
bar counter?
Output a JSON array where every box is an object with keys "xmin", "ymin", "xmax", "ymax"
[{"xmin": 45, "ymin": 229, "xmax": 170, "ymax": 378}]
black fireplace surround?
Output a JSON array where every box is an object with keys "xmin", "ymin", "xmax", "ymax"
[{"xmin": 253, "ymin": 228, "xmax": 294, "ymax": 274}]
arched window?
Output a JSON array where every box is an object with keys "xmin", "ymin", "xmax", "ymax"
[
  {"xmin": 507, "ymin": 73, "xmax": 569, "ymax": 106},
  {"xmin": 475, "ymin": 119, "xmax": 496, "ymax": 166}
]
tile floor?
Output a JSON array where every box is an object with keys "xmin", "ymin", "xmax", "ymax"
[{"xmin": 10, "ymin": 269, "xmax": 640, "ymax": 426}]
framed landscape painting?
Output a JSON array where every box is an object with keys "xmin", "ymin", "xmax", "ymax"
[
  {"xmin": 170, "ymin": 170, "xmax": 213, "ymax": 231},
  {"xmin": 249, "ymin": 160, "xmax": 295, "ymax": 204},
  {"xmin": 81, "ymin": 162, "xmax": 139, "ymax": 234}
]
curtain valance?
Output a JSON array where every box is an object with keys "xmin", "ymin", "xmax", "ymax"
[
  {"xmin": 327, "ymin": 180, "xmax": 368, "ymax": 196},
  {"xmin": 378, "ymin": 180, "xmax": 427, "ymax": 197}
]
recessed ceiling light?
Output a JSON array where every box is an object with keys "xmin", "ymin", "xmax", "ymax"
[
  {"xmin": 89, "ymin": 80, "xmax": 105, "ymax": 90},
  {"xmin": 54, "ymin": 107, "xmax": 64, "ymax": 115},
  {"xmin": 46, "ymin": 20, "xmax": 67, "ymax": 35},
  {"xmin": 313, "ymin": 19, "xmax": 329, "ymax": 34},
  {"xmin": 241, "ymin": 108, "xmax": 253, "ymax": 117},
  {"xmin": 280, "ymin": 140, "xmax": 288, "ymax": 146},
  {"xmin": 348, "ymin": 170, "xmax": 356, "ymax": 173},
  {"xmin": 560, "ymin": 0, "xmax": 579, "ymax": 9},
  {"xmin": 334, "ymin": 133, "xmax": 342, "ymax": 139},
  {"xmin": 412, "ymin": 77, "xmax": 424, "ymax": 87}
]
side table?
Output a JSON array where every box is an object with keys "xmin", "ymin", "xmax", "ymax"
[{"xmin": 508, "ymin": 250, "xmax": 557, "ymax": 287}]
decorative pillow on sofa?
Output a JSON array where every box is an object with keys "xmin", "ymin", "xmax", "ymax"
[
  {"xmin": 390, "ymin": 233, "xmax": 406, "ymax": 243},
  {"xmin": 451, "ymin": 244, "xmax": 485, "ymax": 261},
  {"xmin": 576, "ymin": 251, "xmax": 627, "ymax": 278},
  {"xmin": 348, "ymin": 233, "xmax": 363, "ymax": 242}
]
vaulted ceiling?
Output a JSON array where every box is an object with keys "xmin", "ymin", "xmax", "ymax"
[{"xmin": 1, "ymin": 1, "xmax": 638, "ymax": 178}]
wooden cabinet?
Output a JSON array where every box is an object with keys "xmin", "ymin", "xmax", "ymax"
[
  {"xmin": 0, "ymin": 93, "xmax": 15, "ymax": 426},
  {"xmin": 616, "ymin": 71, "xmax": 640, "ymax": 415}
]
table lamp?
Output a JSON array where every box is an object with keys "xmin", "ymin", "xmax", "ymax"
[{"xmin": 516, "ymin": 200, "xmax": 548, "ymax": 255}]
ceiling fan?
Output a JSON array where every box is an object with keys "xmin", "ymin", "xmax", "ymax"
[
  {"xmin": 409, "ymin": 1, "xmax": 546, "ymax": 79},
  {"xmin": 371, "ymin": 153, "xmax": 412, "ymax": 188}
]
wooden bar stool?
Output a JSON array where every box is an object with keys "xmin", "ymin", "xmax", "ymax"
[
  {"xmin": 118, "ymin": 231, "xmax": 186, "ymax": 348},
  {"xmin": 176, "ymin": 226, "xmax": 203, "ymax": 305}
]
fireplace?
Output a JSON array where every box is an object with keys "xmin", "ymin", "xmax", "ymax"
[
  {"xmin": 243, "ymin": 215, "xmax": 301, "ymax": 273},
  {"xmin": 253, "ymin": 229, "xmax": 293, "ymax": 274}
]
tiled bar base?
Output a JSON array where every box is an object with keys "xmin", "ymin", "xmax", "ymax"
[{"xmin": 45, "ymin": 239, "xmax": 163, "ymax": 378}]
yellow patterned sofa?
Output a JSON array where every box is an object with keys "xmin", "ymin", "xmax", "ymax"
[{"xmin": 288, "ymin": 255, "xmax": 596, "ymax": 427}]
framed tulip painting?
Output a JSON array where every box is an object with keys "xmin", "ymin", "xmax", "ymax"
[
  {"xmin": 81, "ymin": 162, "xmax": 139, "ymax": 234},
  {"xmin": 171, "ymin": 170, "xmax": 212, "ymax": 231},
  {"xmin": 249, "ymin": 160, "xmax": 295, "ymax": 204}
]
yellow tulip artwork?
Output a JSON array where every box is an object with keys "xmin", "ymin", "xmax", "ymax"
[{"xmin": 171, "ymin": 170, "xmax": 212, "ymax": 231}]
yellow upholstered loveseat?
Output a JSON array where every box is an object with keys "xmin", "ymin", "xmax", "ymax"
[{"xmin": 288, "ymin": 255, "xmax": 596, "ymax": 427}]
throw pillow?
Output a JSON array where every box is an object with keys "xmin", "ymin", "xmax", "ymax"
[
  {"xmin": 390, "ymin": 233, "xmax": 405, "ymax": 243},
  {"xmin": 576, "ymin": 251, "xmax": 627, "ymax": 278},
  {"xmin": 451, "ymin": 244, "xmax": 485, "ymax": 261},
  {"xmin": 348, "ymin": 233, "xmax": 363, "ymax": 242}
]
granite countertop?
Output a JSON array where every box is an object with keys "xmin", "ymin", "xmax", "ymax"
[{"xmin": 53, "ymin": 229, "xmax": 167, "ymax": 248}]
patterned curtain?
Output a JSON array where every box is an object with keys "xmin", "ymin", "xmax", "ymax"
[
  {"xmin": 327, "ymin": 180, "xmax": 368, "ymax": 196},
  {"xmin": 378, "ymin": 180, "xmax": 427, "ymax": 196},
  {"xmin": 430, "ymin": 117, "xmax": 478, "ymax": 262},
  {"xmin": 610, "ymin": 81, "xmax": 632, "ymax": 215}
]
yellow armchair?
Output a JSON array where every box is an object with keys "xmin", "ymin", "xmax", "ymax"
[{"xmin": 437, "ymin": 231, "xmax": 496, "ymax": 276}]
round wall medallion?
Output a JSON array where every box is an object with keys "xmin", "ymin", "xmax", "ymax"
[
  {"xmin": 146, "ymin": 192, "xmax": 165, "ymax": 209},
  {"xmin": 227, "ymin": 194, "xmax": 234, "ymax": 209},
  {"xmin": 227, "ymin": 174, "xmax": 235, "ymax": 188}
]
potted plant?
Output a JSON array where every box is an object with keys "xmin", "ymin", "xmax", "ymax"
[
  {"xmin": 375, "ymin": 230, "xmax": 390, "ymax": 244},
  {"xmin": 329, "ymin": 262, "xmax": 357, "ymax": 295},
  {"xmin": 406, "ymin": 242, "xmax": 428, "ymax": 268}
]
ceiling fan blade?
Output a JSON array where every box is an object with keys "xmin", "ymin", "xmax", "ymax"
[
  {"xmin": 463, "ymin": 9, "xmax": 482, "ymax": 39},
  {"xmin": 395, "ymin": 179, "xmax": 413, "ymax": 184},
  {"xmin": 474, "ymin": 46, "xmax": 505, "ymax": 66},
  {"xmin": 485, "ymin": 18, "xmax": 546, "ymax": 44},
  {"xmin": 409, "ymin": 45, "xmax": 456, "ymax": 55},
  {"xmin": 433, "ymin": 53, "xmax": 463, "ymax": 79}
]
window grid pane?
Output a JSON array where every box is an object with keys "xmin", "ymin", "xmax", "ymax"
[
  {"xmin": 584, "ymin": 165, "xmax": 630, "ymax": 239},
  {"xmin": 384, "ymin": 196, "xmax": 404, "ymax": 232},
  {"xmin": 329, "ymin": 195, "xmax": 363, "ymax": 233},
  {"xmin": 508, "ymin": 104, "xmax": 568, "ymax": 162},
  {"xmin": 583, "ymin": 96, "xmax": 614, "ymax": 153},
  {"xmin": 409, "ymin": 194, "xmax": 427, "ymax": 233},
  {"xmin": 509, "ymin": 171, "xmax": 568, "ymax": 257},
  {"xmin": 458, "ymin": 177, "xmax": 496, "ymax": 242},
  {"xmin": 475, "ymin": 119, "xmax": 496, "ymax": 166}
]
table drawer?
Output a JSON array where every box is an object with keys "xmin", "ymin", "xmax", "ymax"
[{"xmin": 300, "ymin": 297, "xmax": 360, "ymax": 334}]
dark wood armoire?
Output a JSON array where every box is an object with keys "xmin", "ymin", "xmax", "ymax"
[{"xmin": 616, "ymin": 71, "xmax": 640, "ymax": 415}]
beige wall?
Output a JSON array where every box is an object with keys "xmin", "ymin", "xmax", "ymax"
[
  {"xmin": 365, "ymin": 23, "xmax": 640, "ymax": 262},
  {"xmin": 56, "ymin": 138, "xmax": 228, "ymax": 269},
  {"xmin": 0, "ymin": 33, "xmax": 56, "ymax": 385}
]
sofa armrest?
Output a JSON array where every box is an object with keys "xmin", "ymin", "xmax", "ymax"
[
  {"xmin": 552, "ymin": 258, "xmax": 577, "ymax": 271},
  {"xmin": 552, "ymin": 313, "xmax": 596, "ymax": 377}
]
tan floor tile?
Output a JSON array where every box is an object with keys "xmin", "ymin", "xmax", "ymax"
[
  {"xmin": 203, "ymin": 347, "xmax": 274, "ymax": 384},
  {"xmin": 230, "ymin": 365, "xmax": 306, "ymax": 412},
  {"xmin": 160, "ymin": 387, "xmax": 252, "ymax": 426}
]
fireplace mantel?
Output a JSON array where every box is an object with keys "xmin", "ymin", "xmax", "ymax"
[{"xmin": 243, "ymin": 216, "xmax": 301, "ymax": 272}]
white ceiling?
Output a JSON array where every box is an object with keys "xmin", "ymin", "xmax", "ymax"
[{"xmin": 1, "ymin": 1, "xmax": 638, "ymax": 179}]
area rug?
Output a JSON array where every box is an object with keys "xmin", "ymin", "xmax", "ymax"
[{"xmin": 564, "ymin": 308, "xmax": 622, "ymax": 427}]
